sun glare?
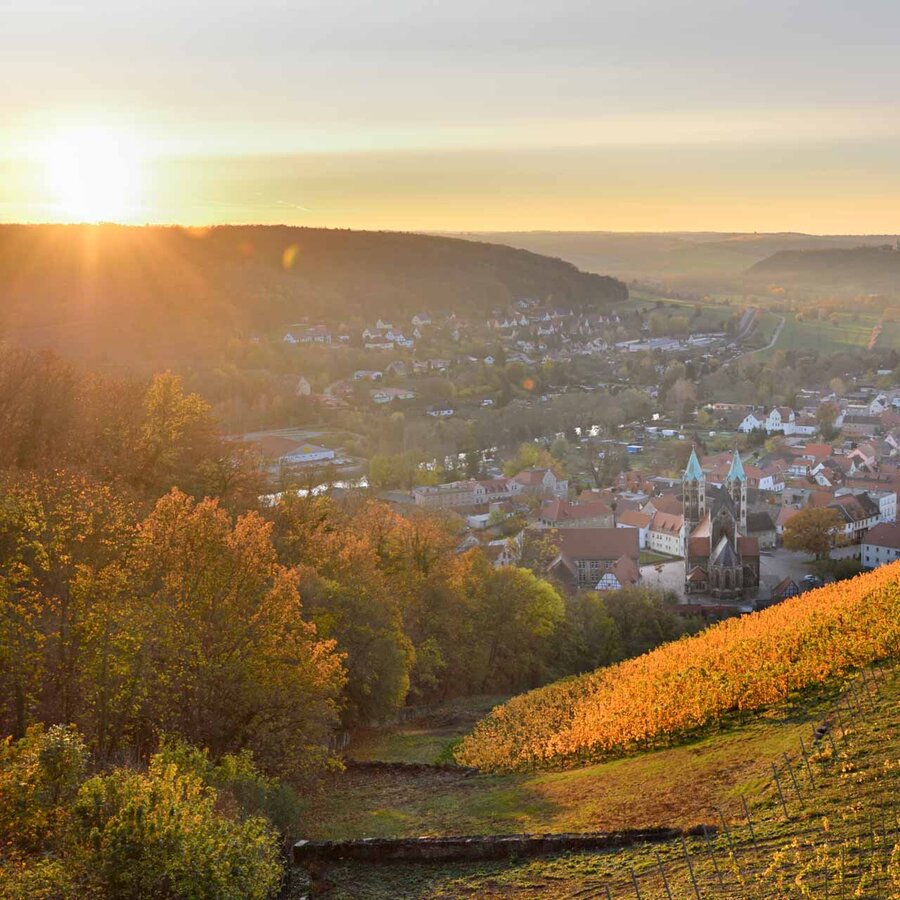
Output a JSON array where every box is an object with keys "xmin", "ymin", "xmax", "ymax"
[{"xmin": 40, "ymin": 127, "xmax": 143, "ymax": 223}]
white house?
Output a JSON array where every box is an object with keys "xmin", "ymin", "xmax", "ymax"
[
  {"xmin": 511, "ymin": 467, "xmax": 568, "ymax": 499},
  {"xmin": 861, "ymin": 522, "xmax": 900, "ymax": 569},
  {"xmin": 744, "ymin": 464, "xmax": 785, "ymax": 493},
  {"xmin": 738, "ymin": 413, "xmax": 765, "ymax": 433},
  {"xmin": 858, "ymin": 489, "xmax": 898, "ymax": 523},
  {"xmin": 646, "ymin": 511, "xmax": 686, "ymax": 556},
  {"xmin": 371, "ymin": 387, "xmax": 416, "ymax": 403},
  {"xmin": 790, "ymin": 416, "xmax": 819, "ymax": 436},
  {"xmin": 283, "ymin": 443, "xmax": 335, "ymax": 465},
  {"xmin": 765, "ymin": 407, "xmax": 796, "ymax": 434}
]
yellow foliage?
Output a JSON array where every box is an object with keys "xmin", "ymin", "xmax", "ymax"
[{"xmin": 457, "ymin": 563, "xmax": 900, "ymax": 772}]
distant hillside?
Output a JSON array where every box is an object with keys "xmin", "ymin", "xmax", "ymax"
[
  {"xmin": 747, "ymin": 243, "xmax": 900, "ymax": 290},
  {"xmin": 0, "ymin": 224, "xmax": 626, "ymax": 365},
  {"xmin": 463, "ymin": 231, "xmax": 900, "ymax": 283}
]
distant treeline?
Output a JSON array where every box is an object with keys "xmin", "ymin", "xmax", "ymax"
[
  {"xmin": 748, "ymin": 244, "xmax": 900, "ymax": 289},
  {"xmin": 0, "ymin": 224, "xmax": 627, "ymax": 366}
]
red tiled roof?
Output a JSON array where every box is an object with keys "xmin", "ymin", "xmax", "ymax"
[
  {"xmin": 863, "ymin": 522, "xmax": 900, "ymax": 550},
  {"xmin": 541, "ymin": 499, "xmax": 612, "ymax": 523},
  {"xmin": 777, "ymin": 507, "xmax": 801, "ymax": 527},
  {"xmin": 649, "ymin": 495, "xmax": 684, "ymax": 516},
  {"xmin": 650, "ymin": 511, "xmax": 684, "ymax": 534},
  {"xmin": 608, "ymin": 554, "xmax": 640, "ymax": 587},
  {"xmin": 687, "ymin": 565, "xmax": 707, "ymax": 583},
  {"xmin": 772, "ymin": 577, "xmax": 799, "ymax": 597},
  {"xmin": 737, "ymin": 536, "xmax": 760, "ymax": 556},
  {"xmin": 513, "ymin": 468, "xmax": 553, "ymax": 486},
  {"xmin": 688, "ymin": 536, "xmax": 709, "ymax": 558},
  {"xmin": 802, "ymin": 443, "xmax": 834, "ymax": 460},
  {"xmin": 617, "ymin": 510, "xmax": 653, "ymax": 528},
  {"xmin": 551, "ymin": 527, "xmax": 640, "ymax": 562}
]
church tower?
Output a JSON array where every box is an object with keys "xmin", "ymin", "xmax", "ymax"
[
  {"xmin": 725, "ymin": 451, "xmax": 748, "ymax": 535},
  {"xmin": 682, "ymin": 447, "xmax": 706, "ymax": 530}
]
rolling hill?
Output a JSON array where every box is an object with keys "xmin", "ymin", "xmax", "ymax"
[
  {"xmin": 462, "ymin": 231, "xmax": 900, "ymax": 284},
  {"xmin": 0, "ymin": 224, "xmax": 627, "ymax": 366},
  {"xmin": 747, "ymin": 243, "xmax": 900, "ymax": 291}
]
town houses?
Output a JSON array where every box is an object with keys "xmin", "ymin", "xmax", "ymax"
[{"xmin": 264, "ymin": 297, "xmax": 898, "ymax": 611}]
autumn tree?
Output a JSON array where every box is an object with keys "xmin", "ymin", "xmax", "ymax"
[
  {"xmin": 136, "ymin": 489, "xmax": 345, "ymax": 777},
  {"xmin": 137, "ymin": 372, "xmax": 221, "ymax": 496},
  {"xmin": 550, "ymin": 592, "xmax": 623, "ymax": 677},
  {"xmin": 471, "ymin": 562, "xmax": 565, "ymax": 692},
  {"xmin": 816, "ymin": 401, "xmax": 840, "ymax": 438},
  {"xmin": 502, "ymin": 442, "xmax": 564, "ymax": 478},
  {"xmin": 666, "ymin": 377, "xmax": 698, "ymax": 420},
  {"xmin": 0, "ymin": 471, "xmax": 137, "ymax": 746},
  {"xmin": 783, "ymin": 507, "xmax": 843, "ymax": 559}
]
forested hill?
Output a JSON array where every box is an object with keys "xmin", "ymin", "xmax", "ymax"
[
  {"xmin": 747, "ymin": 244, "xmax": 900, "ymax": 290},
  {"xmin": 0, "ymin": 224, "xmax": 627, "ymax": 364}
]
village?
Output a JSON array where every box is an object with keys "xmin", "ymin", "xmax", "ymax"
[{"xmin": 244, "ymin": 298, "xmax": 900, "ymax": 616}]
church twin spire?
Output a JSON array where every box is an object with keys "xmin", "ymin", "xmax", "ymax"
[{"xmin": 682, "ymin": 447, "xmax": 745, "ymax": 483}]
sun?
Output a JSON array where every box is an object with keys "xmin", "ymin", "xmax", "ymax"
[{"xmin": 40, "ymin": 126, "xmax": 143, "ymax": 223}]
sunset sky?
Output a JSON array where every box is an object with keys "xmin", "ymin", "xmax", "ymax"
[{"xmin": 3, "ymin": 0, "xmax": 900, "ymax": 232}]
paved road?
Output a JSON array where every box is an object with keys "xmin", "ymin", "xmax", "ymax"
[{"xmin": 732, "ymin": 313, "xmax": 786, "ymax": 364}]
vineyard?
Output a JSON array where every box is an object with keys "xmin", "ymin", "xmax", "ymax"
[
  {"xmin": 456, "ymin": 562, "xmax": 900, "ymax": 773},
  {"xmin": 317, "ymin": 663, "xmax": 900, "ymax": 897}
]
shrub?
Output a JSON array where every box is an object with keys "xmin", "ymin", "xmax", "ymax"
[{"xmin": 0, "ymin": 726, "xmax": 284, "ymax": 899}]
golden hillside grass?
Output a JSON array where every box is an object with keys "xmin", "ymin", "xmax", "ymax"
[{"xmin": 456, "ymin": 562, "xmax": 900, "ymax": 772}]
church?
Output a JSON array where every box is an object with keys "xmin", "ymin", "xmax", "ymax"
[{"xmin": 682, "ymin": 448, "xmax": 760, "ymax": 600}]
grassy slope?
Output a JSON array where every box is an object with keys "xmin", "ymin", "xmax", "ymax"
[
  {"xmin": 304, "ymin": 664, "xmax": 900, "ymax": 898},
  {"xmin": 347, "ymin": 696, "xmax": 506, "ymax": 766},
  {"xmin": 772, "ymin": 313, "xmax": 880, "ymax": 353},
  {"xmin": 308, "ymin": 682, "xmax": 852, "ymax": 842}
]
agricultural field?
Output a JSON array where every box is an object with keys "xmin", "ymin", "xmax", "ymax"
[
  {"xmin": 876, "ymin": 319, "xmax": 900, "ymax": 350},
  {"xmin": 304, "ymin": 664, "xmax": 900, "ymax": 898},
  {"xmin": 458, "ymin": 564, "xmax": 900, "ymax": 772},
  {"xmin": 620, "ymin": 293, "xmax": 740, "ymax": 332},
  {"xmin": 301, "ymin": 565, "xmax": 900, "ymax": 899},
  {"xmin": 307, "ymin": 683, "xmax": 854, "ymax": 842},
  {"xmin": 742, "ymin": 310, "xmax": 783, "ymax": 349},
  {"xmin": 771, "ymin": 312, "xmax": 883, "ymax": 353}
]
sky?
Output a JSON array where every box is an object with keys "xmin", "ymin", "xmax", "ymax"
[{"xmin": 2, "ymin": 0, "xmax": 900, "ymax": 232}]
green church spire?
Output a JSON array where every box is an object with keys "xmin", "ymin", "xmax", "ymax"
[
  {"xmin": 683, "ymin": 447, "xmax": 703, "ymax": 482},
  {"xmin": 726, "ymin": 450, "xmax": 746, "ymax": 482}
]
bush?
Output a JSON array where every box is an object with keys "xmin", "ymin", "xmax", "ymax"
[{"xmin": 0, "ymin": 726, "xmax": 284, "ymax": 899}]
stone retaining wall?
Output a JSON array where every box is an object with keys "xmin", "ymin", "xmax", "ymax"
[
  {"xmin": 294, "ymin": 825, "xmax": 712, "ymax": 868},
  {"xmin": 342, "ymin": 759, "xmax": 478, "ymax": 777}
]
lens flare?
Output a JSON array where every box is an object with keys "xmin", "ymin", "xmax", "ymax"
[{"xmin": 40, "ymin": 126, "xmax": 142, "ymax": 222}]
